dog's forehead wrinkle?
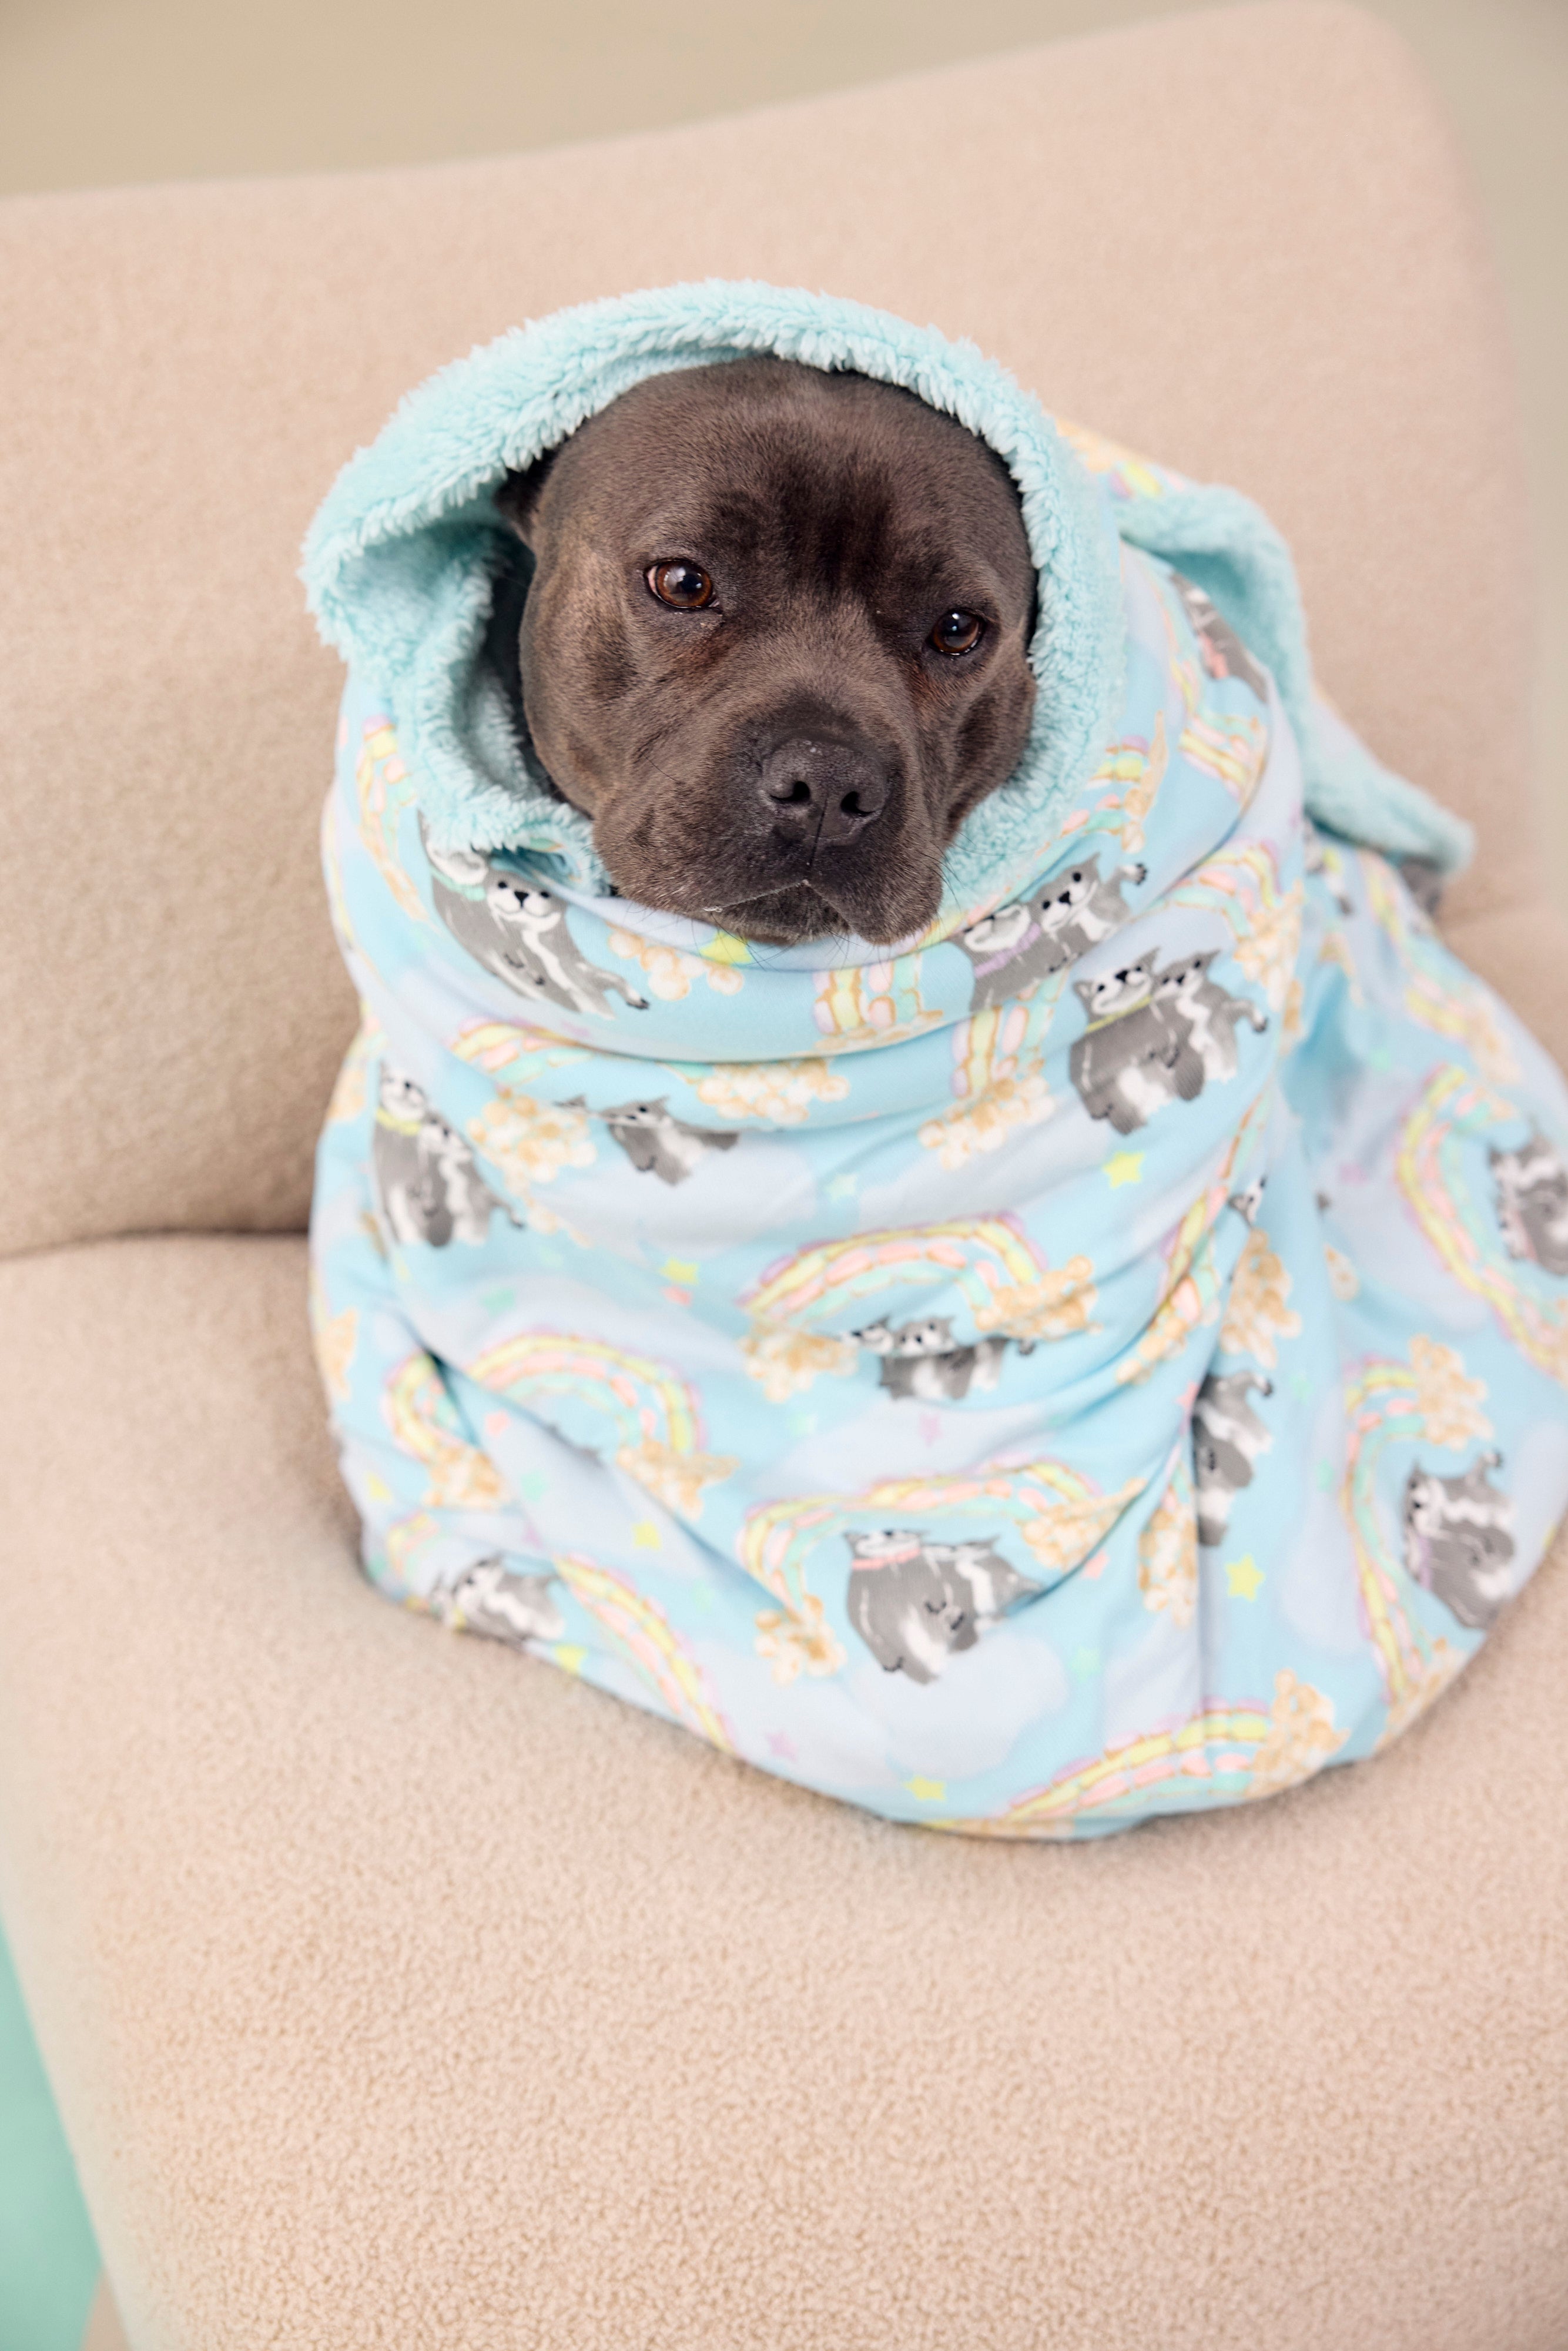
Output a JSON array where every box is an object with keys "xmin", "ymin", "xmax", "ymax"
[
  {"xmin": 622, "ymin": 421, "xmax": 1024, "ymax": 608},
  {"xmin": 556, "ymin": 352, "xmax": 1026, "ymax": 518},
  {"xmin": 631, "ymin": 484, "xmax": 769, "ymax": 562},
  {"xmin": 552, "ymin": 426, "xmax": 1032, "ymax": 641}
]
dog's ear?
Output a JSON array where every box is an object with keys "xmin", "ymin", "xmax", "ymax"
[{"xmin": 494, "ymin": 455, "xmax": 556, "ymax": 547}]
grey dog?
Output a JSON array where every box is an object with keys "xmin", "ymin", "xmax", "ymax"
[{"xmin": 488, "ymin": 357, "xmax": 1038, "ymax": 948}]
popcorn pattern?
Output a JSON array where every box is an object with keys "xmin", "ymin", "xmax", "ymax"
[
  {"xmin": 468, "ymin": 1089, "xmax": 596, "ymax": 1190},
  {"xmin": 1219, "ymin": 1226, "xmax": 1303, "ymax": 1369}
]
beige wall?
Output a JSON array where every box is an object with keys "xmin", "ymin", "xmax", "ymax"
[{"xmin": 6, "ymin": 0, "xmax": 1564, "ymax": 905}]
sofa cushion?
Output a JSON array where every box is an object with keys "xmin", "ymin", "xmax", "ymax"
[
  {"xmin": 1, "ymin": 1233, "xmax": 1564, "ymax": 2350},
  {"xmin": 0, "ymin": 1, "xmax": 1538, "ymax": 1257}
]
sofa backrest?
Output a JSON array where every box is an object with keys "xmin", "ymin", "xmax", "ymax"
[{"xmin": 0, "ymin": 1, "xmax": 1533, "ymax": 1257}]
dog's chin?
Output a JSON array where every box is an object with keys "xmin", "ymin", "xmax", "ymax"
[
  {"xmin": 592, "ymin": 839, "xmax": 943, "ymax": 945},
  {"xmin": 712, "ymin": 881, "xmax": 859, "ymax": 946},
  {"xmin": 584, "ymin": 789, "xmax": 946, "ymax": 946},
  {"xmin": 690, "ymin": 882, "xmax": 827, "ymax": 945},
  {"xmin": 696, "ymin": 873, "xmax": 942, "ymax": 949}
]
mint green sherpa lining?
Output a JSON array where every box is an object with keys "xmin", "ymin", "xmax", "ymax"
[{"xmin": 302, "ymin": 280, "xmax": 1470, "ymax": 905}]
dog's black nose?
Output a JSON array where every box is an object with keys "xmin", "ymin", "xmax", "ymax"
[{"xmin": 760, "ymin": 738, "xmax": 887, "ymax": 848}]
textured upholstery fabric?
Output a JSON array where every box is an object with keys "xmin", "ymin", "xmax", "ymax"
[
  {"xmin": 2, "ymin": 6, "xmax": 1566, "ymax": 2346},
  {"xmin": 1, "ymin": 1236, "xmax": 1565, "ymax": 2350},
  {"xmin": 0, "ymin": 0, "xmax": 1539, "ymax": 1260}
]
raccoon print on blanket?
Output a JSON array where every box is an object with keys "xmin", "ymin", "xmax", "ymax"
[{"xmin": 306, "ymin": 282, "xmax": 1568, "ymax": 1841}]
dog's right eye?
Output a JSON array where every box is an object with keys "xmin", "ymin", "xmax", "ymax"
[
  {"xmin": 647, "ymin": 561, "xmax": 715, "ymax": 611},
  {"xmin": 930, "ymin": 608, "xmax": 985, "ymax": 655}
]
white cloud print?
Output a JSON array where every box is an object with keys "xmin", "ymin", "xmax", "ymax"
[{"xmin": 846, "ymin": 1620, "xmax": 1070, "ymax": 1782}]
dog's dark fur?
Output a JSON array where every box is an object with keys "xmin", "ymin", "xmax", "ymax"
[{"xmin": 492, "ymin": 359, "xmax": 1037, "ymax": 946}]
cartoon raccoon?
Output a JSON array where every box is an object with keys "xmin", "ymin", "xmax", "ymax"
[
  {"xmin": 431, "ymin": 1559, "xmax": 565, "ymax": 1647},
  {"xmin": 1304, "ymin": 830, "xmax": 1356, "ymax": 917},
  {"xmin": 498, "ymin": 882, "xmax": 650, "ymax": 1019},
  {"xmin": 373, "ymin": 1064, "xmax": 517, "ymax": 1248},
  {"xmin": 1169, "ymin": 572, "xmax": 1271, "ymax": 705},
  {"xmin": 1152, "ymin": 951, "xmax": 1267, "ymax": 1086},
  {"xmin": 852, "ymin": 1315, "xmax": 1027, "ymax": 1402},
  {"xmin": 951, "ymin": 900, "xmax": 1040, "ymax": 1012},
  {"xmin": 591, "ymin": 1096, "xmax": 739, "ymax": 1185},
  {"xmin": 845, "ymin": 1526, "xmax": 1036, "ymax": 1683},
  {"xmin": 421, "ymin": 826, "xmax": 542, "ymax": 993},
  {"xmin": 926, "ymin": 1536, "xmax": 1041, "ymax": 1620},
  {"xmin": 846, "ymin": 1527, "xmax": 976, "ymax": 1683},
  {"xmin": 1070, "ymin": 956, "xmax": 1204, "ymax": 1134},
  {"xmin": 1034, "ymin": 855, "xmax": 1145, "ymax": 963},
  {"xmin": 1192, "ymin": 1368, "xmax": 1274, "ymax": 1550},
  {"xmin": 1402, "ymin": 1454, "xmax": 1515, "ymax": 1631},
  {"xmin": 1489, "ymin": 1130, "xmax": 1568, "ymax": 1277},
  {"xmin": 1228, "ymin": 1176, "xmax": 1267, "ymax": 1227},
  {"xmin": 422, "ymin": 820, "xmax": 647, "ymax": 1019},
  {"xmin": 954, "ymin": 854, "xmax": 1145, "ymax": 1012}
]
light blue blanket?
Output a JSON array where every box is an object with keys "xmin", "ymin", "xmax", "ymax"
[{"xmin": 304, "ymin": 283, "xmax": 1568, "ymax": 1836}]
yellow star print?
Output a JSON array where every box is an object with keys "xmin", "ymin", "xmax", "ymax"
[
  {"xmin": 1104, "ymin": 1150, "xmax": 1145, "ymax": 1188},
  {"xmin": 1226, "ymin": 1554, "xmax": 1265, "ymax": 1600},
  {"xmin": 905, "ymin": 1777, "xmax": 946, "ymax": 1802}
]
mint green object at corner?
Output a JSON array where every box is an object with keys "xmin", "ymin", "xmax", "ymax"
[
  {"xmin": 302, "ymin": 282, "xmax": 1568, "ymax": 1838},
  {"xmin": 0, "ymin": 1920, "xmax": 100, "ymax": 2351}
]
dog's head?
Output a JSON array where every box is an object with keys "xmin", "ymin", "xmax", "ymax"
[{"xmin": 495, "ymin": 358, "xmax": 1037, "ymax": 946}]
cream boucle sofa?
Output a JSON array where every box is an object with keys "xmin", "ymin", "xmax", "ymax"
[{"xmin": 2, "ymin": 8, "xmax": 1565, "ymax": 2346}]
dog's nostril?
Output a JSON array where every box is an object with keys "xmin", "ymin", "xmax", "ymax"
[{"xmin": 760, "ymin": 738, "xmax": 889, "ymax": 846}]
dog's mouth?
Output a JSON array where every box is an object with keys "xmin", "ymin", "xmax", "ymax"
[
  {"xmin": 698, "ymin": 877, "xmax": 872, "ymax": 945},
  {"xmin": 595, "ymin": 793, "xmax": 944, "ymax": 945},
  {"xmin": 693, "ymin": 869, "xmax": 939, "ymax": 949},
  {"xmin": 571, "ymin": 712, "xmax": 953, "ymax": 946}
]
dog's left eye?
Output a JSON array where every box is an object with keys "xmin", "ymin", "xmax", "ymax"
[
  {"xmin": 648, "ymin": 561, "xmax": 715, "ymax": 610},
  {"xmin": 930, "ymin": 609, "xmax": 985, "ymax": 656}
]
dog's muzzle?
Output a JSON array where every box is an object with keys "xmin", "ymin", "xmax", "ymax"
[{"xmin": 759, "ymin": 736, "xmax": 889, "ymax": 852}]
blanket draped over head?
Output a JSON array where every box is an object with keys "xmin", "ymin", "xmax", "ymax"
[{"xmin": 303, "ymin": 282, "xmax": 1568, "ymax": 1838}]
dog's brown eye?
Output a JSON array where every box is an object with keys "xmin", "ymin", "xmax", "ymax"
[
  {"xmin": 930, "ymin": 609, "xmax": 984, "ymax": 656},
  {"xmin": 648, "ymin": 560, "xmax": 714, "ymax": 611}
]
